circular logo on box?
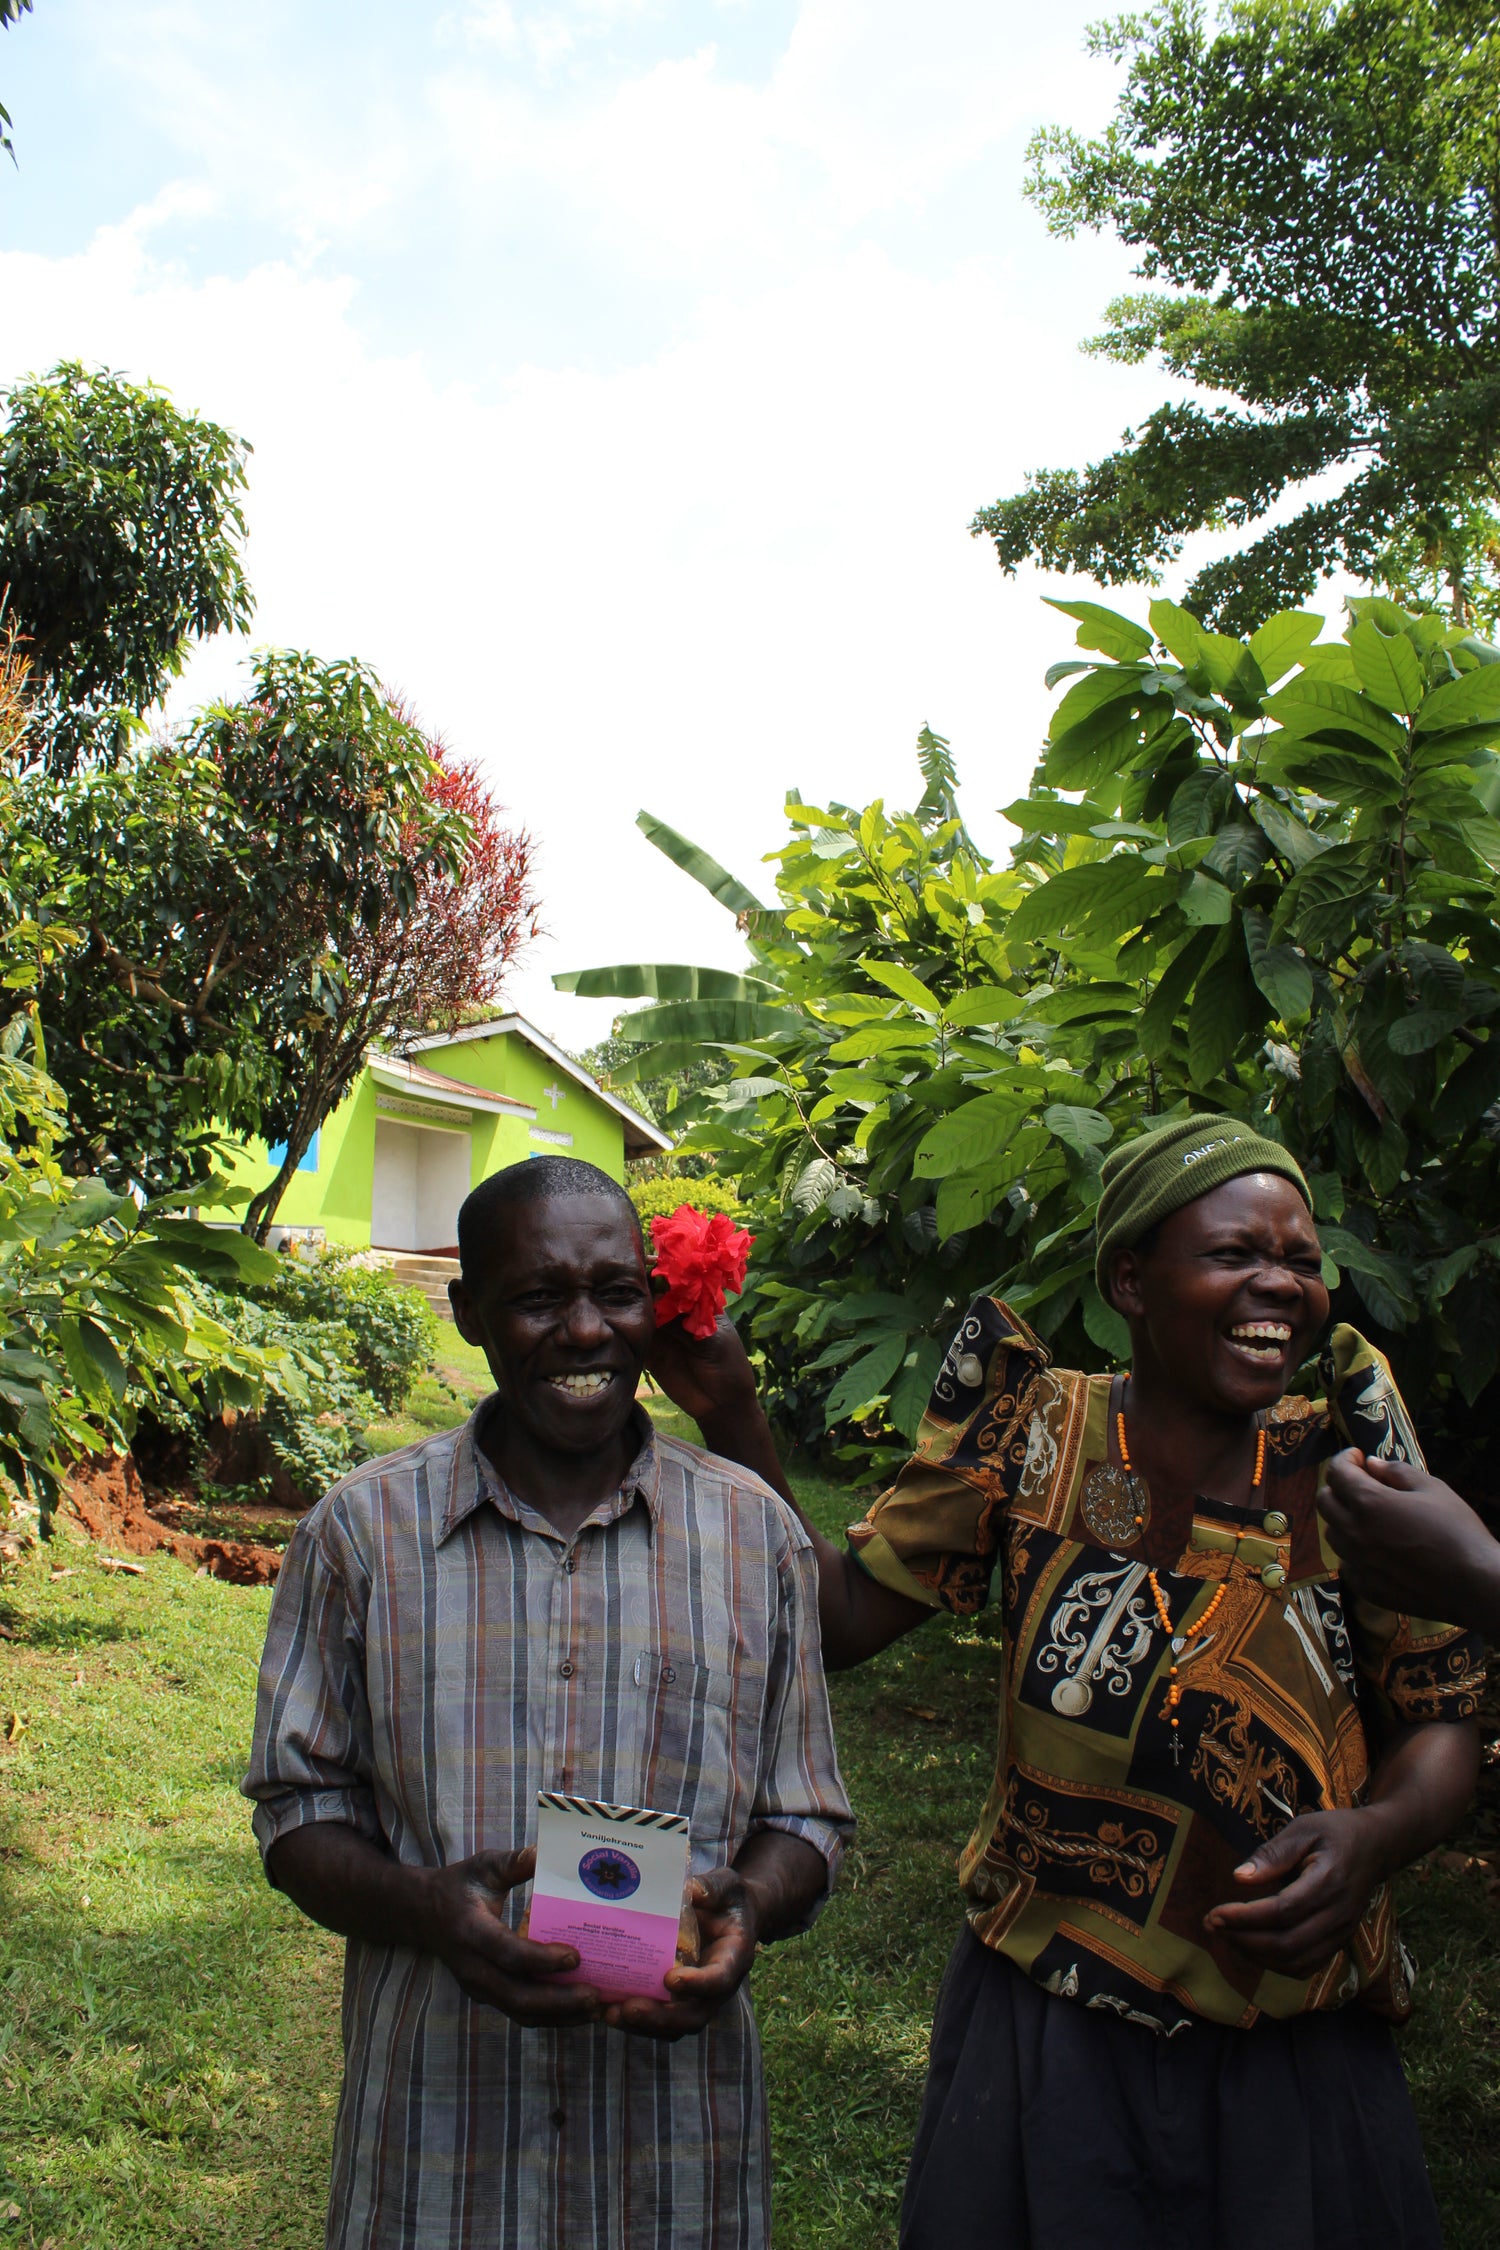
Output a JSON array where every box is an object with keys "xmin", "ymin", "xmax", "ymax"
[{"xmin": 578, "ymin": 1846, "xmax": 641, "ymax": 1901}]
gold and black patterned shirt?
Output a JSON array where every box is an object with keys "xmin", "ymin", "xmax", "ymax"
[{"xmin": 848, "ymin": 1301, "xmax": 1485, "ymax": 2035}]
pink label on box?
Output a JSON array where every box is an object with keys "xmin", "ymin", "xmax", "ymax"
[{"xmin": 528, "ymin": 1894, "xmax": 680, "ymax": 2000}]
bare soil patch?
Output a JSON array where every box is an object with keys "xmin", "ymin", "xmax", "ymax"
[{"xmin": 64, "ymin": 1455, "xmax": 289, "ymax": 1585}]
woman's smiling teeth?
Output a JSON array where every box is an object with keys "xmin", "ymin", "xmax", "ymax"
[
  {"xmin": 547, "ymin": 1371, "xmax": 614, "ymax": 1399},
  {"xmin": 1227, "ymin": 1321, "xmax": 1292, "ymax": 1362}
]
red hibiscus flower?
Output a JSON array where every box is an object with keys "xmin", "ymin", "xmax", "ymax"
[{"xmin": 650, "ymin": 1206, "xmax": 755, "ymax": 1338}]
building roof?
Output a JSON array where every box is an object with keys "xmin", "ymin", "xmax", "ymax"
[
  {"xmin": 405, "ymin": 1012, "xmax": 672, "ymax": 1158},
  {"xmin": 368, "ymin": 1054, "xmax": 537, "ymax": 1119}
]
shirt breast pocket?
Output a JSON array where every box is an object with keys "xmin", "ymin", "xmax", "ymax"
[{"xmin": 628, "ymin": 1647, "xmax": 753, "ymax": 1825}]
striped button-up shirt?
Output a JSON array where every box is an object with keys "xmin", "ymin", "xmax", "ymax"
[{"xmin": 243, "ymin": 1404, "xmax": 851, "ymax": 2250}]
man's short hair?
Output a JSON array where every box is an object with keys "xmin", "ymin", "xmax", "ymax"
[{"xmin": 457, "ymin": 1157, "xmax": 642, "ymax": 1279}]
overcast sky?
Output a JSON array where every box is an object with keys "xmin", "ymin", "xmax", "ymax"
[{"xmin": 3, "ymin": 1, "xmax": 1216, "ymax": 1047}]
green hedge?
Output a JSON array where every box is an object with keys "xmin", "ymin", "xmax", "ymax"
[{"xmin": 630, "ymin": 1174, "xmax": 742, "ymax": 1224}]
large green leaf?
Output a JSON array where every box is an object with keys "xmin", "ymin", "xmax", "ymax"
[
  {"xmin": 1196, "ymin": 633, "xmax": 1267, "ymax": 706},
  {"xmin": 1432, "ymin": 1039, "xmax": 1500, "ymax": 1135},
  {"xmin": 614, "ymin": 998, "xmax": 805, "ymax": 1044},
  {"xmin": 1047, "ymin": 664, "xmax": 1149, "ymax": 744},
  {"xmin": 1138, "ymin": 928, "xmax": 1216, "ymax": 1060},
  {"xmin": 1415, "ymin": 665, "xmax": 1500, "ymax": 736},
  {"xmin": 74, "ymin": 1317, "xmax": 128, "ymax": 1401},
  {"xmin": 607, "ymin": 1038, "xmax": 733, "ymax": 1083},
  {"xmin": 944, "ymin": 984, "xmax": 1023, "ymax": 1027},
  {"xmin": 145, "ymin": 1217, "xmax": 280, "ymax": 1282},
  {"xmin": 1187, "ymin": 933, "xmax": 1259, "ymax": 1083},
  {"xmin": 1249, "ymin": 796, "xmax": 1328, "ymax": 869},
  {"xmin": 824, "ymin": 1332, "xmax": 908, "ymax": 1423},
  {"xmin": 1167, "ymin": 767, "xmax": 1233, "ymax": 843},
  {"xmin": 1025, "ymin": 984, "xmax": 1138, "ymax": 1025},
  {"xmin": 887, "ymin": 1337, "xmax": 946, "ymax": 1442},
  {"xmin": 1007, "ymin": 857, "xmax": 1160, "ymax": 946},
  {"xmin": 1044, "ymin": 597, "xmax": 1153, "ymax": 662},
  {"xmin": 862, "ymin": 959, "xmax": 942, "ymax": 1015},
  {"xmin": 999, "ymin": 797, "xmax": 1111, "ymax": 837},
  {"xmin": 832, "ymin": 1291, "xmax": 918, "ymax": 1324},
  {"xmin": 1046, "ymin": 711, "xmax": 1154, "ymax": 792},
  {"xmin": 1148, "ymin": 598, "xmax": 1205, "ymax": 667},
  {"xmin": 636, "ymin": 812, "xmax": 764, "ymax": 914},
  {"xmin": 1386, "ymin": 1008, "xmax": 1462, "ymax": 1055},
  {"xmin": 1201, "ymin": 822, "xmax": 1270, "ymax": 885},
  {"xmin": 1263, "ymin": 680, "xmax": 1406, "ymax": 758},
  {"xmin": 553, "ymin": 963, "xmax": 776, "ymax": 1002},
  {"xmin": 1349, "ymin": 618, "xmax": 1424, "ymax": 714},
  {"xmin": 1248, "ymin": 611, "xmax": 1323, "ymax": 685},
  {"xmin": 821, "ymin": 1068, "xmax": 897, "ymax": 1104},
  {"xmin": 1242, "ymin": 909, "xmax": 1313, "ymax": 1022},
  {"xmin": 1178, "ymin": 870, "xmax": 1234, "ymax": 924},
  {"xmin": 933, "ymin": 1128, "xmax": 1048, "ymax": 1239},
  {"xmin": 827, "ymin": 1021, "xmax": 938, "ymax": 1060},
  {"xmin": 934, "ymin": 1167, "xmax": 1007, "ymax": 1238},
  {"xmin": 914, "ymin": 1094, "xmax": 1030, "ymax": 1179},
  {"xmin": 790, "ymin": 1157, "xmax": 837, "ymax": 1213},
  {"xmin": 1272, "ymin": 842, "xmax": 1378, "ymax": 947},
  {"xmin": 1043, "ymin": 1103, "xmax": 1113, "ymax": 1155},
  {"xmin": 1080, "ymin": 1282, "xmax": 1130, "ymax": 1360}
]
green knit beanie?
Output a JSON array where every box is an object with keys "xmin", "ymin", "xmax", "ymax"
[{"xmin": 1093, "ymin": 1114, "xmax": 1312, "ymax": 1300}]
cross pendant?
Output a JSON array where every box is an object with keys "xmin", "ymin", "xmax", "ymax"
[{"xmin": 1169, "ymin": 1732, "xmax": 1183, "ymax": 1766}]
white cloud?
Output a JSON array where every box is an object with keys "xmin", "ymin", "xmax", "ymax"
[{"xmin": 0, "ymin": 0, "xmax": 1204, "ymax": 1053}]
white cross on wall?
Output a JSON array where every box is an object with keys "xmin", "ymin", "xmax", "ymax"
[{"xmin": 542, "ymin": 1083, "xmax": 565, "ymax": 1110}]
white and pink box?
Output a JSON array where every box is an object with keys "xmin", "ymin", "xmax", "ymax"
[{"xmin": 529, "ymin": 1793, "xmax": 691, "ymax": 2002}]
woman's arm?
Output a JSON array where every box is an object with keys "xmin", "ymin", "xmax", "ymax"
[
  {"xmin": 1203, "ymin": 1719, "xmax": 1479, "ymax": 1976},
  {"xmin": 646, "ymin": 1313, "xmax": 931, "ymax": 1667}
]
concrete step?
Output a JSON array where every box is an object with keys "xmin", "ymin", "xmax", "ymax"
[{"xmin": 387, "ymin": 1254, "xmax": 460, "ymax": 1323}]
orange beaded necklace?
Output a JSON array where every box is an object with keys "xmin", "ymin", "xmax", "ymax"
[{"xmin": 1116, "ymin": 1388, "xmax": 1267, "ymax": 1753}]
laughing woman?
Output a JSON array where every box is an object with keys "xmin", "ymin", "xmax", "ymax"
[{"xmin": 677, "ymin": 1113, "xmax": 1483, "ymax": 2250}]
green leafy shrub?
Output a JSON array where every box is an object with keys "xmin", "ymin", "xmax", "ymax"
[
  {"xmin": 569, "ymin": 610, "xmax": 1500, "ymax": 1489},
  {"xmin": 142, "ymin": 1251, "xmax": 439, "ymax": 1510},
  {"xmin": 249, "ymin": 1248, "xmax": 439, "ymax": 1411},
  {"xmin": 630, "ymin": 1174, "xmax": 742, "ymax": 1225},
  {"xmin": 0, "ymin": 922, "xmax": 399, "ymax": 1523},
  {"xmin": 0, "ymin": 944, "xmax": 298, "ymax": 1529},
  {"xmin": 186, "ymin": 1289, "xmax": 379, "ymax": 1502}
]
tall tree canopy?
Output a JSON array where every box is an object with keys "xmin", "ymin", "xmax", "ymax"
[
  {"xmin": 973, "ymin": 0, "xmax": 1500, "ymax": 633},
  {"xmin": 6, "ymin": 651, "xmax": 537, "ymax": 1220},
  {"xmin": 0, "ymin": 362, "xmax": 252, "ymax": 767},
  {"xmin": 238, "ymin": 693, "xmax": 540, "ymax": 1240}
]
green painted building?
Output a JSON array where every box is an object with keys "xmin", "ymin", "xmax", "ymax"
[{"xmin": 221, "ymin": 1014, "xmax": 669, "ymax": 1254}]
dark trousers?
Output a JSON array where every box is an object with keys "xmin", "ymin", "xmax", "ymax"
[{"xmin": 901, "ymin": 1929, "xmax": 1443, "ymax": 2250}]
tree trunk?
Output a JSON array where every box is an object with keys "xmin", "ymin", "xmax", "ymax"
[
  {"xmin": 1448, "ymin": 559, "xmax": 1470, "ymax": 627},
  {"xmin": 241, "ymin": 1080, "xmax": 336, "ymax": 1244},
  {"xmin": 240, "ymin": 989, "xmax": 401, "ymax": 1241}
]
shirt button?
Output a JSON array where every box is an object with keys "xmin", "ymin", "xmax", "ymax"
[
  {"xmin": 559, "ymin": 1660, "xmax": 575, "ymax": 1679},
  {"xmin": 1261, "ymin": 1563, "xmax": 1287, "ymax": 1590},
  {"xmin": 1262, "ymin": 1510, "xmax": 1289, "ymax": 1538},
  {"xmin": 564, "ymin": 1554, "xmax": 577, "ymax": 1574},
  {"xmin": 660, "ymin": 1664, "xmax": 677, "ymax": 1684}
]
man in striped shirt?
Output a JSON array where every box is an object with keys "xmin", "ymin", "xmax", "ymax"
[{"xmin": 243, "ymin": 1159, "xmax": 851, "ymax": 2250}]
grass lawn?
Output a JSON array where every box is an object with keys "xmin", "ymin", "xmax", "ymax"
[{"xmin": 1, "ymin": 1360, "xmax": 1497, "ymax": 2246}]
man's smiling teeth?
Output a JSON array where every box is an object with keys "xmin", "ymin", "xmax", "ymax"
[
  {"xmin": 548, "ymin": 1371, "xmax": 613, "ymax": 1398},
  {"xmin": 1227, "ymin": 1321, "xmax": 1292, "ymax": 1360}
]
